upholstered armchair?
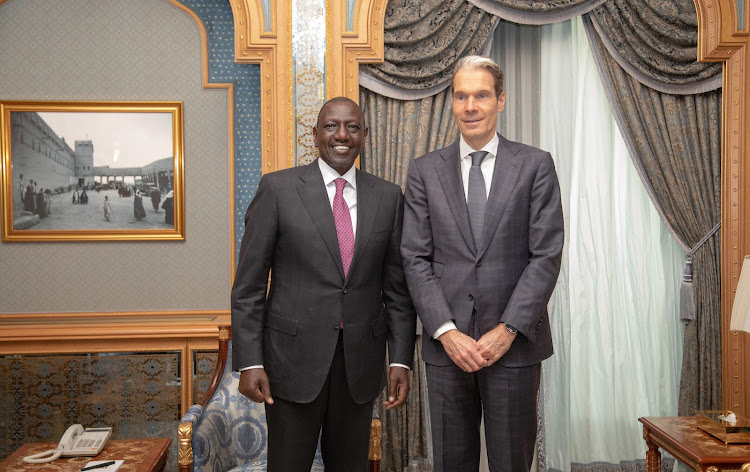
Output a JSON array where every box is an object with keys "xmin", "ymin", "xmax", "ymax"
[{"xmin": 178, "ymin": 325, "xmax": 382, "ymax": 472}]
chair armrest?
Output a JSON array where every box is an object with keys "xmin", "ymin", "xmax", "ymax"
[
  {"xmin": 178, "ymin": 420, "xmax": 194, "ymax": 472},
  {"xmin": 178, "ymin": 405, "xmax": 204, "ymax": 472},
  {"xmin": 368, "ymin": 417, "xmax": 381, "ymax": 472},
  {"xmin": 182, "ymin": 404, "xmax": 204, "ymax": 424}
]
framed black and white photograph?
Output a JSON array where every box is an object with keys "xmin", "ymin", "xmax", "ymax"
[{"xmin": 0, "ymin": 101, "xmax": 184, "ymax": 241}]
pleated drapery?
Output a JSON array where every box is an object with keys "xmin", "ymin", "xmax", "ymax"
[
  {"xmin": 360, "ymin": 0, "xmax": 720, "ymax": 99},
  {"xmin": 583, "ymin": 16, "xmax": 723, "ymax": 415},
  {"xmin": 587, "ymin": 0, "xmax": 722, "ymax": 93},
  {"xmin": 540, "ymin": 19, "xmax": 685, "ymax": 470},
  {"xmin": 360, "ymin": 89, "xmax": 458, "ymax": 472},
  {"xmin": 469, "ymin": 0, "xmax": 607, "ymax": 24},
  {"xmin": 359, "ymin": 0, "xmax": 498, "ymax": 100}
]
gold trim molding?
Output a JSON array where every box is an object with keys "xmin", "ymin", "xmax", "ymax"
[
  {"xmin": 229, "ymin": 0, "xmax": 293, "ymax": 172},
  {"xmin": 327, "ymin": 0, "xmax": 388, "ymax": 101},
  {"xmin": 694, "ymin": 0, "xmax": 750, "ymax": 416}
]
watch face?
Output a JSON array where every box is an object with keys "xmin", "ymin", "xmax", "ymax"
[{"xmin": 504, "ymin": 324, "xmax": 517, "ymax": 333}]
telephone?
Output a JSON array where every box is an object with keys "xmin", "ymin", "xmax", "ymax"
[{"xmin": 22, "ymin": 424, "xmax": 112, "ymax": 463}]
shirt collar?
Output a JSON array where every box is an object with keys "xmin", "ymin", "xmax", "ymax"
[
  {"xmin": 459, "ymin": 133, "xmax": 499, "ymax": 162},
  {"xmin": 318, "ymin": 158, "xmax": 357, "ymax": 189}
]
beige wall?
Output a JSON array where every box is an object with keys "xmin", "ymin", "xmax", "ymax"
[{"xmin": 0, "ymin": 0, "xmax": 232, "ymax": 314}]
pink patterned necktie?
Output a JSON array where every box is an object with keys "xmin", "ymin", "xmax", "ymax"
[{"xmin": 333, "ymin": 178, "xmax": 354, "ymax": 277}]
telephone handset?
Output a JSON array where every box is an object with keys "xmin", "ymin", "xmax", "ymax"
[{"xmin": 22, "ymin": 424, "xmax": 113, "ymax": 463}]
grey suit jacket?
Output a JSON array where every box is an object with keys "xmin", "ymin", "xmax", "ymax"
[
  {"xmin": 401, "ymin": 135, "xmax": 564, "ymax": 367},
  {"xmin": 231, "ymin": 160, "xmax": 416, "ymax": 403}
]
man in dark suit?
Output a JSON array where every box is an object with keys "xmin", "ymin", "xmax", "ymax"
[
  {"xmin": 231, "ymin": 97, "xmax": 416, "ymax": 472},
  {"xmin": 401, "ymin": 56, "xmax": 564, "ymax": 472}
]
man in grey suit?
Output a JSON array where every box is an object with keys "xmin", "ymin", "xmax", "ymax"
[
  {"xmin": 401, "ymin": 56, "xmax": 564, "ymax": 472},
  {"xmin": 231, "ymin": 97, "xmax": 416, "ymax": 472}
]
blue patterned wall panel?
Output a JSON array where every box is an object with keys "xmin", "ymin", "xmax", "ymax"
[{"xmin": 176, "ymin": 0, "xmax": 262, "ymax": 263}]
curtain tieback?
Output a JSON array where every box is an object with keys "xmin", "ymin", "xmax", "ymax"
[{"xmin": 681, "ymin": 222, "xmax": 721, "ymax": 322}]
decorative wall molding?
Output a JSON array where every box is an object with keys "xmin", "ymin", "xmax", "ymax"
[
  {"xmin": 229, "ymin": 0, "xmax": 293, "ymax": 172},
  {"xmin": 327, "ymin": 0, "xmax": 388, "ymax": 100},
  {"xmin": 694, "ymin": 0, "xmax": 750, "ymax": 415}
]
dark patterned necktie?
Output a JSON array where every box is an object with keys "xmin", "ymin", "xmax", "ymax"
[{"xmin": 467, "ymin": 151, "xmax": 488, "ymax": 246}]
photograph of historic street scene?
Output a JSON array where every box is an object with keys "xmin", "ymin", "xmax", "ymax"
[{"xmin": 10, "ymin": 110, "xmax": 176, "ymax": 231}]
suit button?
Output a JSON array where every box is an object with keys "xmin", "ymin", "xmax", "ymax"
[
  {"xmin": 343, "ymin": 288, "xmax": 348, "ymax": 294},
  {"xmin": 334, "ymin": 323, "xmax": 341, "ymax": 330},
  {"xmin": 477, "ymin": 261, "xmax": 482, "ymax": 267},
  {"xmin": 468, "ymin": 294, "xmax": 474, "ymax": 301}
]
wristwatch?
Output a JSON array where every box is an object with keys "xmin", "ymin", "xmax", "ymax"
[{"xmin": 503, "ymin": 323, "xmax": 518, "ymax": 334}]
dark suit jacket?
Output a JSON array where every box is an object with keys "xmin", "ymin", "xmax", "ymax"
[
  {"xmin": 231, "ymin": 160, "xmax": 416, "ymax": 404},
  {"xmin": 401, "ymin": 135, "xmax": 564, "ymax": 367}
]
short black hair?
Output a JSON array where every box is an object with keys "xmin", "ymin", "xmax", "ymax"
[{"xmin": 316, "ymin": 97, "xmax": 365, "ymax": 128}]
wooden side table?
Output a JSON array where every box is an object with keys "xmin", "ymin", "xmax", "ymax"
[
  {"xmin": 640, "ymin": 417, "xmax": 750, "ymax": 472},
  {"xmin": 0, "ymin": 438, "xmax": 171, "ymax": 472}
]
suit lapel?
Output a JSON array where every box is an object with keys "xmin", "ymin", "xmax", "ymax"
[
  {"xmin": 478, "ymin": 135, "xmax": 522, "ymax": 259},
  {"xmin": 347, "ymin": 169, "xmax": 380, "ymax": 280},
  {"xmin": 437, "ymin": 140, "xmax": 476, "ymax": 253},
  {"xmin": 297, "ymin": 161, "xmax": 346, "ymax": 280}
]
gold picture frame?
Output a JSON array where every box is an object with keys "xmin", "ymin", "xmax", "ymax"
[{"xmin": 1, "ymin": 101, "xmax": 184, "ymax": 241}]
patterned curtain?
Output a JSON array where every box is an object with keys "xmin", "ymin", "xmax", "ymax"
[
  {"xmin": 360, "ymin": 0, "xmax": 498, "ymax": 100},
  {"xmin": 360, "ymin": 88, "xmax": 458, "ymax": 187},
  {"xmin": 583, "ymin": 15, "xmax": 723, "ymax": 415},
  {"xmin": 360, "ymin": 88, "xmax": 458, "ymax": 472},
  {"xmin": 469, "ymin": 0, "xmax": 607, "ymax": 24},
  {"xmin": 587, "ymin": 0, "xmax": 721, "ymax": 93},
  {"xmin": 361, "ymin": 0, "xmax": 721, "ymax": 100}
]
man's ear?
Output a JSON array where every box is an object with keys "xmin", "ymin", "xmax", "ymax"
[{"xmin": 497, "ymin": 91, "xmax": 506, "ymax": 113}]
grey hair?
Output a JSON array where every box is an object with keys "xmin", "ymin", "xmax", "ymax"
[{"xmin": 451, "ymin": 55, "xmax": 504, "ymax": 97}]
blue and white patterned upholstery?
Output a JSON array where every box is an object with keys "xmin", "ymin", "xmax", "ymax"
[{"xmin": 180, "ymin": 340, "xmax": 324, "ymax": 472}]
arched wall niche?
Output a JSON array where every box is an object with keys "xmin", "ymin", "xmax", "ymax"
[{"xmin": 695, "ymin": 0, "xmax": 750, "ymax": 415}]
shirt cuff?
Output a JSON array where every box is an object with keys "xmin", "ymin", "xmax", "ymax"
[
  {"xmin": 239, "ymin": 365, "xmax": 264, "ymax": 371},
  {"xmin": 389, "ymin": 363, "xmax": 410, "ymax": 371},
  {"xmin": 433, "ymin": 320, "xmax": 457, "ymax": 339}
]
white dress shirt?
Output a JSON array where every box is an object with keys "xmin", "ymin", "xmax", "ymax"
[
  {"xmin": 432, "ymin": 134, "xmax": 499, "ymax": 339},
  {"xmin": 318, "ymin": 158, "xmax": 358, "ymax": 238}
]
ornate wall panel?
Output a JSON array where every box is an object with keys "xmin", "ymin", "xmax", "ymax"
[
  {"xmin": 0, "ymin": 315, "xmax": 221, "ymax": 466},
  {"xmin": 327, "ymin": 0, "xmax": 388, "ymax": 101},
  {"xmin": 0, "ymin": 351, "xmax": 181, "ymax": 460},
  {"xmin": 229, "ymin": 0, "xmax": 388, "ymax": 171},
  {"xmin": 229, "ymin": 0, "xmax": 294, "ymax": 173},
  {"xmin": 192, "ymin": 350, "xmax": 219, "ymax": 403},
  {"xmin": 694, "ymin": 0, "xmax": 750, "ymax": 415},
  {"xmin": 293, "ymin": 0, "xmax": 326, "ymax": 166}
]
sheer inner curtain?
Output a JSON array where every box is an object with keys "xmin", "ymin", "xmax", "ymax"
[{"xmin": 493, "ymin": 17, "xmax": 685, "ymax": 470}]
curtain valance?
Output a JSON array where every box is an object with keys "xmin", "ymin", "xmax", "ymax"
[
  {"xmin": 360, "ymin": 0, "xmax": 498, "ymax": 100},
  {"xmin": 360, "ymin": 0, "xmax": 722, "ymax": 99},
  {"xmin": 469, "ymin": 0, "xmax": 605, "ymax": 24},
  {"xmin": 588, "ymin": 0, "xmax": 721, "ymax": 94}
]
